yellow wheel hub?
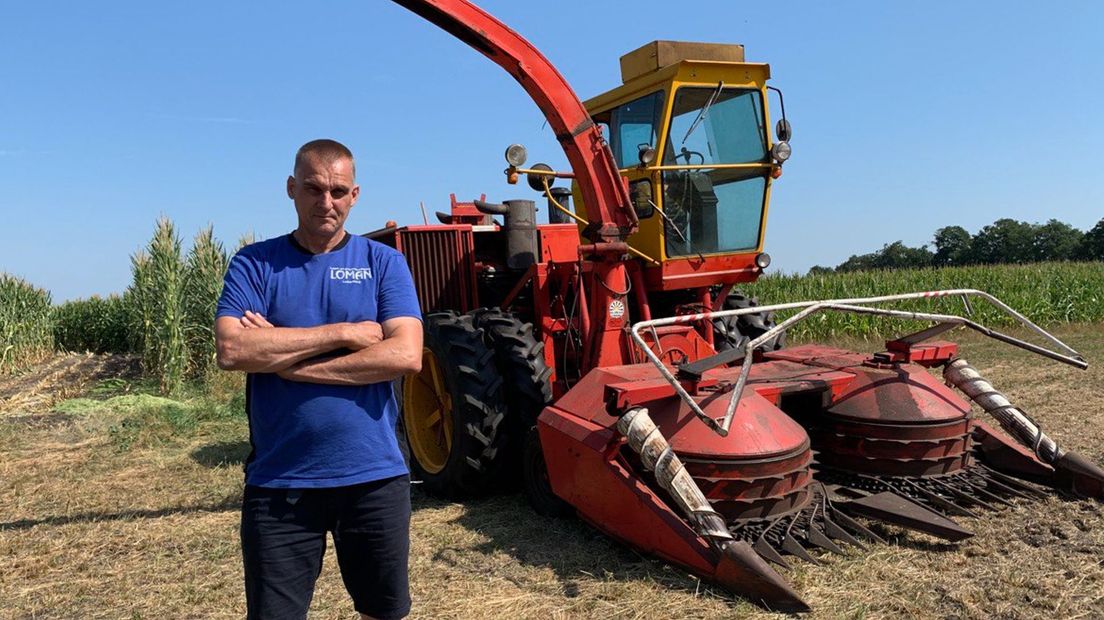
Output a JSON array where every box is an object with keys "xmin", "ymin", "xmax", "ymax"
[{"xmin": 403, "ymin": 347, "xmax": 453, "ymax": 475}]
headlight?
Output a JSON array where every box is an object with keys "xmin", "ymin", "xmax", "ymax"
[
  {"xmin": 771, "ymin": 141, "xmax": 791, "ymax": 163},
  {"xmin": 755, "ymin": 252, "xmax": 772, "ymax": 269},
  {"xmin": 505, "ymin": 144, "xmax": 528, "ymax": 167}
]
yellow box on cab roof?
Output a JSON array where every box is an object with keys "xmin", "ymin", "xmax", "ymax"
[{"xmin": 619, "ymin": 41, "xmax": 746, "ymax": 83}]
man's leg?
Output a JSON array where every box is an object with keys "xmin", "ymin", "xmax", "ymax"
[
  {"xmin": 333, "ymin": 475, "xmax": 412, "ymax": 620},
  {"xmin": 241, "ymin": 485, "xmax": 331, "ymax": 620}
]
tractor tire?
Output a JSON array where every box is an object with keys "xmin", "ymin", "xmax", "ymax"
[
  {"xmin": 713, "ymin": 291, "xmax": 786, "ymax": 352},
  {"xmin": 400, "ymin": 311, "xmax": 508, "ymax": 499},
  {"xmin": 522, "ymin": 425, "xmax": 573, "ymax": 517},
  {"xmin": 471, "ymin": 308, "xmax": 553, "ymax": 474},
  {"xmin": 471, "ymin": 308, "xmax": 569, "ymax": 514}
]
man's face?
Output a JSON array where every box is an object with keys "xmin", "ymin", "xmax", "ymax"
[{"xmin": 286, "ymin": 153, "xmax": 359, "ymax": 238}]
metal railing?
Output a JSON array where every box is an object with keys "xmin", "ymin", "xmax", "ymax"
[{"xmin": 628, "ymin": 289, "xmax": 1087, "ymax": 437}]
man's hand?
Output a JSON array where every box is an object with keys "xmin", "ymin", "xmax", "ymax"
[
  {"xmin": 343, "ymin": 321, "xmax": 385, "ymax": 349},
  {"xmin": 241, "ymin": 310, "xmax": 274, "ymax": 329},
  {"xmin": 216, "ymin": 313, "xmax": 369, "ymax": 374},
  {"xmin": 275, "ymin": 317, "xmax": 422, "ymax": 386},
  {"xmin": 239, "ymin": 311, "xmax": 383, "ymax": 349}
]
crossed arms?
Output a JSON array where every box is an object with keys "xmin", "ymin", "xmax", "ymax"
[{"xmin": 215, "ymin": 311, "xmax": 422, "ymax": 385}]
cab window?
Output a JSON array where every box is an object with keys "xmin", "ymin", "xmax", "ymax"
[
  {"xmin": 664, "ymin": 87, "xmax": 767, "ymax": 166},
  {"xmin": 603, "ymin": 91, "xmax": 665, "ymax": 168}
]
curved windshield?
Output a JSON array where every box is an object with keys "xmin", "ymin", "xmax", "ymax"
[{"xmin": 664, "ymin": 86, "xmax": 767, "ymax": 166}]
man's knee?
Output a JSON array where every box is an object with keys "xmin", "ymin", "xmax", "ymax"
[
  {"xmin": 241, "ymin": 486, "xmax": 332, "ymax": 619},
  {"xmin": 335, "ymin": 476, "xmax": 412, "ymax": 620}
]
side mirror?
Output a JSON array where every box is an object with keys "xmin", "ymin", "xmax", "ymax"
[
  {"xmin": 775, "ymin": 119, "xmax": 792, "ymax": 143},
  {"xmin": 767, "ymin": 86, "xmax": 792, "ymax": 143}
]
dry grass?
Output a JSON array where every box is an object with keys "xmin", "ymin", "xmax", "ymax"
[
  {"xmin": 0, "ymin": 354, "xmax": 139, "ymax": 421},
  {"xmin": 1, "ymin": 326, "xmax": 1102, "ymax": 619}
]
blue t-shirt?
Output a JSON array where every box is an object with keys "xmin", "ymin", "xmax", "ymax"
[{"xmin": 216, "ymin": 233, "xmax": 422, "ymax": 488}]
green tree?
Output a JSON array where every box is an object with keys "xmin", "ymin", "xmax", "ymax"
[
  {"xmin": 1032, "ymin": 219, "xmax": 1084, "ymax": 261},
  {"xmin": 969, "ymin": 219, "xmax": 1037, "ymax": 264},
  {"xmin": 835, "ymin": 241, "xmax": 932, "ymax": 272},
  {"xmin": 1078, "ymin": 219, "xmax": 1104, "ymax": 260},
  {"xmin": 933, "ymin": 226, "xmax": 972, "ymax": 266},
  {"xmin": 836, "ymin": 251, "xmax": 880, "ymax": 273},
  {"xmin": 874, "ymin": 241, "xmax": 933, "ymax": 270}
]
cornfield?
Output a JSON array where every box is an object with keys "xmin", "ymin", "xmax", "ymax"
[
  {"xmin": 52, "ymin": 295, "xmax": 131, "ymax": 354},
  {"xmin": 0, "ymin": 273, "xmax": 53, "ymax": 374},
  {"xmin": 743, "ymin": 261, "xmax": 1104, "ymax": 341}
]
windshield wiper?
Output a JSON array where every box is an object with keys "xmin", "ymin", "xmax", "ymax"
[
  {"xmin": 650, "ymin": 199, "xmax": 704, "ymax": 262},
  {"xmin": 681, "ymin": 81, "xmax": 724, "ymax": 146}
]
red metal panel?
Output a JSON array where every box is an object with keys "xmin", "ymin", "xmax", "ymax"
[
  {"xmin": 629, "ymin": 324, "xmax": 714, "ymax": 366},
  {"xmin": 761, "ymin": 345, "xmax": 978, "ymax": 477},
  {"xmin": 553, "ymin": 365, "xmax": 811, "ymax": 461},
  {"xmin": 538, "ymin": 224, "xmax": 582, "ymax": 264},
  {"xmin": 972, "ymin": 421, "xmax": 1055, "ymax": 479},
  {"xmin": 537, "ymin": 408, "xmax": 718, "ymax": 576},
  {"xmin": 395, "ymin": 226, "xmax": 477, "ymax": 314},
  {"xmin": 645, "ymin": 254, "xmax": 762, "ymax": 290},
  {"xmin": 883, "ymin": 340, "xmax": 959, "ymax": 366},
  {"xmin": 543, "ymin": 363, "xmax": 817, "ymax": 522}
]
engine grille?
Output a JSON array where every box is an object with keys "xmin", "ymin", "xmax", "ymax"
[{"xmin": 396, "ymin": 227, "xmax": 477, "ymax": 314}]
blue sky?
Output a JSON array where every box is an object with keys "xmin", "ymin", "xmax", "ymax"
[{"xmin": 2, "ymin": 1, "xmax": 1101, "ymax": 302}]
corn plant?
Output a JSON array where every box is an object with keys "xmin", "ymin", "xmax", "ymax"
[
  {"xmin": 52, "ymin": 295, "xmax": 130, "ymax": 353},
  {"xmin": 183, "ymin": 225, "xmax": 228, "ymax": 380},
  {"xmin": 130, "ymin": 216, "xmax": 189, "ymax": 395},
  {"xmin": 236, "ymin": 231, "xmax": 256, "ymax": 252},
  {"xmin": 125, "ymin": 250, "xmax": 152, "ymax": 356},
  {"xmin": 0, "ymin": 273, "xmax": 53, "ymax": 374}
]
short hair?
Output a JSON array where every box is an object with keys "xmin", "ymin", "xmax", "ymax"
[{"xmin": 293, "ymin": 139, "xmax": 356, "ymax": 179}]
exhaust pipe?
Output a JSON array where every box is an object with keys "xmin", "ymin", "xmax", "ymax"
[{"xmin": 944, "ymin": 359, "xmax": 1104, "ymax": 499}]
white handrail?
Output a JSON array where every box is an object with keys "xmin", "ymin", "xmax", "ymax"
[{"xmin": 628, "ymin": 289, "xmax": 1087, "ymax": 436}]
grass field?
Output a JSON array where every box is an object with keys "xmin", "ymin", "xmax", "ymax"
[{"xmin": 1, "ymin": 325, "xmax": 1102, "ymax": 618}]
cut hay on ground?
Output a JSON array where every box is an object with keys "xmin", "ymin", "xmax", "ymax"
[{"xmin": 1, "ymin": 326, "xmax": 1102, "ymax": 618}]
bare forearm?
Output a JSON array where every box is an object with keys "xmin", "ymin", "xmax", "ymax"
[
  {"xmin": 280, "ymin": 338, "xmax": 421, "ymax": 386},
  {"xmin": 217, "ymin": 323, "xmax": 348, "ymax": 373}
]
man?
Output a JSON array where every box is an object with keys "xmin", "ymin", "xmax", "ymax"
[{"xmin": 215, "ymin": 139, "xmax": 423, "ymax": 620}]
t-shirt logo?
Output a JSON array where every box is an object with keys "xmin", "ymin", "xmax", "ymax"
[{"xmin": 329, "ymin": 267, "xmax": 372, "ymax": 284}]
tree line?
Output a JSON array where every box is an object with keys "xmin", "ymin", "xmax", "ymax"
[{"xmin": 810, "ymin": 217, "xmax": 1104, "ymax": 274}]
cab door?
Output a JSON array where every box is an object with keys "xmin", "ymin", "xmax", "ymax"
[{"xmin": 594, "ymin": 90, "xmax": 667, "ymax": 261}]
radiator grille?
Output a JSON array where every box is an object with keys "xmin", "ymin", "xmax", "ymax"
[{"xmin": 397, "ymin": 228, "xmax": 476, "ymax": 314}]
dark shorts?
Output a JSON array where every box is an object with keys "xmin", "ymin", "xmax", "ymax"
[{"xmin": 241, "ymin": 475, "xmax": 411, "ymax": 620}]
